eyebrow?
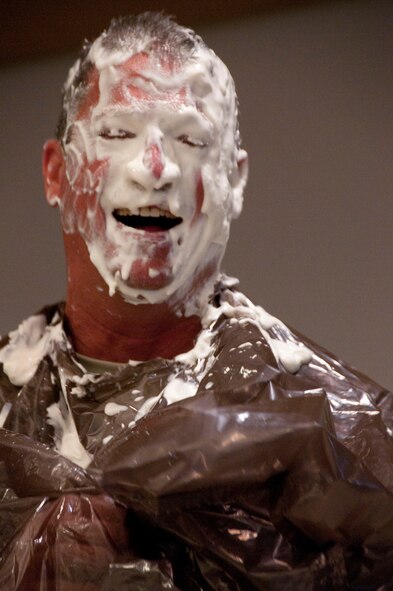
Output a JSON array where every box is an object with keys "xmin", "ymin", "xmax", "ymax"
[{"xmin": 92, "ymin": 107, "xmax": 208, "ymax": 127}]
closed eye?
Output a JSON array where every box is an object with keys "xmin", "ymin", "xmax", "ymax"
[
  {"xmin": 99, "ymin": 128, "xmax": 136, "ymax": 140},
  {"xmin": 177, "ymin": 134, "xmax": 208, "ymax": 148}
]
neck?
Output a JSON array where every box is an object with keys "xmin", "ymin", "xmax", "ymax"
[
  {"xmin": 65, "ymin": 297, "xmax": 202, "ymax": 363},
  {"xmin": 63, "ymin": 234, "xmax": 203, "ymax": 363}
]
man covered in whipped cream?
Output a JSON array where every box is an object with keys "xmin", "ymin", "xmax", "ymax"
[{"xmin": 0, "ymin": 13, "xmax": 392, "ymax": 590}]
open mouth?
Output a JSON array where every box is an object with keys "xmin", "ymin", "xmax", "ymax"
[{"xmin": 113, "ymin": 206, "xmax": 182, "ymax": 232}]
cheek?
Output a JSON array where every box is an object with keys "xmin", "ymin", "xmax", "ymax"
[
  {"xmin": 61, "ymin": 157, "xmax": 108, "ymax": 241},
  {"xmin": 67, "ymin": 152, "xmax": 108, "ymax": 195}
]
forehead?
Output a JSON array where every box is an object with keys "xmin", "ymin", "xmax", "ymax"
[
  {"xmin": 106, "ymin": 54, "xmax": 189, "ymax": 109},
  {"xmin": 77, "ymin": 51, "xmax": 215, "ymax": 122}
]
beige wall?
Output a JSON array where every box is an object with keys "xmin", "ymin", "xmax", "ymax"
[{"xmin": 0, "ymin": 0, "xmax": 392, "ymax": 388}]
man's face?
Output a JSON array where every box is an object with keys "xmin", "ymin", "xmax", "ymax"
[{"xmin": 58, "ymin": 50, "xmax": 245, "ymax": 310}]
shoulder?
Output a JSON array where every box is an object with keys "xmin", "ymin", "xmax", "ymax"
[
  {"xmin": 214, "ymin": 277, "xmax": 388, "ymax": 400},
  {"xmin": 0, "ymin": 303, "xmax": 66, "ymax": 387}
]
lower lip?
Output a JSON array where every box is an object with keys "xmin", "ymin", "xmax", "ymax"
[{"xmin": 138, "ymin": 225, "xmax": 171, "ymax": 233}]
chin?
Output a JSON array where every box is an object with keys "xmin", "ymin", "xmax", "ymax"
[
  {"xmin": 110, "ymin": 268, "xmax": 175, "ymax": 304},
  {"xmin": 123, "ymin": 273, "xmax": 173, "ymax": 291},
  {"xmin": 124, "ymin": 260, "xmax": 174, "ymax": 290},
  {"xmin": 112, "ymin": 267, "xmax": 192, "ymax": 310},
  {"xmin": 101, "ymin": 249, "xmax": 221, "ymax": 312}
]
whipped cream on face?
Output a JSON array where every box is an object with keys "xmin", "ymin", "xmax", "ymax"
[{"xmin": 57, "ymin": 34, "xmax": 247, "ymax": 316}]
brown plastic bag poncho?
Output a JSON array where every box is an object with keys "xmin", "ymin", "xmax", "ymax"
[{"xmin": 0, "ymin": 287, "xmax": 392, "ymax": 590}]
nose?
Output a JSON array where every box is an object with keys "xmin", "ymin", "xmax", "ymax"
[{"xmin": 127, "ymin": 137, "xmax": 180, "ymax": 192}]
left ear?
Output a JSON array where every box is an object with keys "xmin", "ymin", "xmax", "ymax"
[
  {"xmin": 229, "ymin": 149, "xmax": 248, "ymax": 219},
  {"xmin": 42, "ymin": 139, "xmax": 66, "ymax": 207}
]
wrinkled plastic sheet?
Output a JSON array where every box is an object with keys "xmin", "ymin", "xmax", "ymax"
[{"xmin": 1, "ymin": 319, "xmax": 393, "ymax": 589}]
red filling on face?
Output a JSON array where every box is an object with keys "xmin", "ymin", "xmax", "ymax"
[{"xmin": 144, "ymin": 143, "xmax": 164, "ymax": 180}]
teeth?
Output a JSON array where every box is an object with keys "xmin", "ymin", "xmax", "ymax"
[
  {"xmin": 116, "ymin": 208, "xmax": 132, "ymax": 216},
  {"xmin": 115, "ymin": 207, "xmax": 176, "ymax": 219},
  {"xmin": 139, "ymin": 206, "xmax": 154, "ymax": 217}
]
